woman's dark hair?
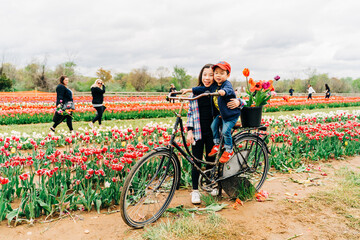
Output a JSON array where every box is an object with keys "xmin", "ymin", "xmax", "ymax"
[
  {"xmin": 325, "ymin": 83, "xmax": 330, "ymax": 90},
  {"xmin": 197, "ymin": 64, "xmax": 214, "ymax": 86},
  {"xmin": 59, "ymin": 75, "xmax": 68, "ymax": 85}
]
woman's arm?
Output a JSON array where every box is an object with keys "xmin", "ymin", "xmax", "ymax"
[{"xmin": 56, "ymin": 85, "xmax": 66, "ymax": 105}]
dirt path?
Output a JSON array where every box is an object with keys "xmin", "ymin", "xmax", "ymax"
[{"xmin": 1, "ymin": 156, "xmax": 360, "ymax": 240}]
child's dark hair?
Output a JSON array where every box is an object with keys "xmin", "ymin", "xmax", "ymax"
[
  {"xmin": 213, "ymin": 65, "xmax": 230, "ymax": 75},
  {"xmin": 59, "ymin": 75, "xmax": 68, "ymax": 84},
  {"xmin": 197, "ymin": 64, "xmax": 214, "ymax": 86}
]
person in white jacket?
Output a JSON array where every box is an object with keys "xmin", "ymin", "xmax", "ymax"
[{"xmin": 307, "ymin": 84, "xmax": 316, "ymax": 100}]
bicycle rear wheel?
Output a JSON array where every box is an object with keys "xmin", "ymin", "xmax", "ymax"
[
  {"xmin": 120, "ymin": 150, "xmax": 179, "ymax": 228},
  {"xmin": 221, "ymin": 135, "xmax": 269, "ymax": 198}
]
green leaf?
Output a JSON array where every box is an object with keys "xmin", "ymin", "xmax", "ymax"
[
  {"xmin": 37, "ymin": 199, "xmax": 51, "ymax": 212},
  {"xmin": 198, "ymin": 203, "xmax": 228, "ymax": 212},
  {"xmin": 7, "ymin": 208, "xmax": 20, "ymax": 225},
  {"xmin": 95, "ymin": 199, "xmax": 102, "ymax": 214}
]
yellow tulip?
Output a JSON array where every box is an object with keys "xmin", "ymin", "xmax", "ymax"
[{"xmin": 11, "ymin": 148, "xmax": 16, "ymax": 154}]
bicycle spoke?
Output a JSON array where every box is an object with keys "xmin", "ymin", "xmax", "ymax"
[
  {"xmin": 120, "ymin": 150, "xmax": 179, "ymax": 228},
  {"xmin": 221, "ymin": 135, "xmax": 269, "ymax": 199}
]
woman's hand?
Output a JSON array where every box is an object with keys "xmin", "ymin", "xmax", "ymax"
[
  {"xmin": 218, "ymin": 90, "xmax": 225, "ymax": 96},
  {"xmin": 227, "ymin": 98, "xmax": 241, "ymax": 109},
  {"xmin": 186, "ymin": 130, "xmax": 195, "ymax": 145}
]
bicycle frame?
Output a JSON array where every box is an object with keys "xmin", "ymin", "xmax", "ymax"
[{"xmin": 164, "ymin": 91, "xmax": 270, "ymax": 184}]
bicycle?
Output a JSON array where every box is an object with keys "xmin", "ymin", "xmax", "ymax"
[{"xmin": 120, "ymin": 91, "xmax": 270, "ymax": 228}]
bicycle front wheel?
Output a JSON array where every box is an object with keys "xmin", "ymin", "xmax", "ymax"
[{"xmin": 120, "ymin": 150, "xmax": 179, "ymax": 228}]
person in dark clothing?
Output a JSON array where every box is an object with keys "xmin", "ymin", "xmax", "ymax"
[
  {"xmin": 50, "ymin": 75, "xmax": 74, "ymax": 133},
  {"xmin": 169, "ymin": 84, "xmax": 177, "ymax": 103},
  {"xmin": 185, "ymin": 63, "xmax": 216, "ymax": 204},
  {"xmin": 289, "ymin": 87, "xmax": 294, "ymax": 96},
  {"xmin": 89, "ymin": 79, "xmax": 106, "ymax": 128},
  {"xmin": 325, "ymin": 84, "xmax": 331, "ymax": 99}
]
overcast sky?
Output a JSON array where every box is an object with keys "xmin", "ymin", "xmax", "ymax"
[{"xmin": 1, "ymin": 0, "xmax": 360, "ymax": 81}]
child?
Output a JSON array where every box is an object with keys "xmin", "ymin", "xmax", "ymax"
[{"xmin": 191, "ymin": 61, "xmax": 244, "ymax": 163}]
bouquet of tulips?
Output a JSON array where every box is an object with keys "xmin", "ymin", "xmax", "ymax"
[
  {"xmin": 242, "ymin": 68, "xmax": 279, "ymax": 107},
  {"xmin": 55, "ymin": 100, "xmax": 73, "ymax": 117}
]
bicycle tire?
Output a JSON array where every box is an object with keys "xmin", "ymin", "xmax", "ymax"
[
  {"xmin": 220, "ymin": 135, "xmax": 269, "ymax": 198},
  {"xmin": 120, "ymin": 150, "xmax": 180, "ymax": 228}
]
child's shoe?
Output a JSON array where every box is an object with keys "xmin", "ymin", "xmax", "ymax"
[
  {"xmin": 219, "ymin": 151, "xmax": 234, "ymax": 163},
  {"xmin": 208, "ymin": 145, "xmax": 220, "ymax": 156},
  {"xmin": 190, "ymin": 190, "xmax": 201, "ymax": 204}
]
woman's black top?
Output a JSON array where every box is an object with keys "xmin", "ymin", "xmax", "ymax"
[
  {"xmin": 91, "ymin": 85, "xmax": 106, "ymax": 104},
  {"xmin": 198, "ymin": 96, "xmax": 213, "ymax": 136},
  {"xmin": 325, "ymin": 85, "xmax": 330, "ymax": 92},
  {"xmin": 56, "ymin": 84, "xmax": 73, "ymax": 106}
]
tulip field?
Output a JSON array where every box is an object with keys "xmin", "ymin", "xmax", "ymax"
[
  {"xmin": 1, "ymin": 93, "xmax": 360, "ymax": 124},
  {"xmin": 0, "ymin": 93, "xmax": 360, "ymax": 226}
]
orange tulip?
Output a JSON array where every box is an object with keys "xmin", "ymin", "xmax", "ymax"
[
  {"xmin": 248, "ymin": 78, "xmax": 255, "ymax": 86},
  {"xmin": 268, "ymin": 80, "xmax": 275, "ymax": 92},
  {"xmin": 243, "ymin": 68, "xmax": 250, "ymax": 77},
  {"xmin": 250, "ymin": 80, "xmax": 263, "ymax": 92}
]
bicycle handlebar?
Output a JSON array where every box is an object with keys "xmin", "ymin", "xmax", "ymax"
[{"xmin": 168, "ymin": 91, "xmax": 220, "ymax": 101}]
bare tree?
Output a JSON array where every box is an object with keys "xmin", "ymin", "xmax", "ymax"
[
  {"xmin": 155, "ymin": 66, "xmax": 171, "ymax": 91},
  {"xmin": 128, "ymin": 67, "xmax": 153, "ymax": 91},
  {"xmin": 35, "ymin": 56, "xmax": 49, "ymax": 91}
]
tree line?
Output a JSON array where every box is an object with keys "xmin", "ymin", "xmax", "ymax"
[{"xmin": 0, "ymin": 61, "xmax": 360, "ymax": 93}]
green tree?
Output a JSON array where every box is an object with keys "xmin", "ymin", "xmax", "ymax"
[
  {"xmin": 114, "ymin": 72, "xmax": 129, "ymax": 89},
  {"xmin": 0, "ymin": 73, "xmax": 12, "ymax": 91},
  {"xmin": 23, "ymin": 62, "xmax": 41, "ymax": 89},
  {"xmin": 171, "ymin": 66, "xmax": 191, "ymax": 89},
  {"xmin": 352, "ymin": 78, "xmax": 360, "ymax": 93}
]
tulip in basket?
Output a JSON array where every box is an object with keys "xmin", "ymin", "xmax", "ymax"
[{"xmin": 240, "ymin": 68, "xmax": 279, "ymax": 127}]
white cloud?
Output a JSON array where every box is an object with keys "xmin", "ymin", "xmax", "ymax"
[{"xmin": 1, "ymin": 0, "xmax": 360, "ymax": 80}]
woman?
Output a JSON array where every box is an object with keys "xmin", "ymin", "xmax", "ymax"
[
  {"xmin": 325, "ymin": 84, "xmax": 331, "ymax": 99},
  {"xmin": 169, "ymin": 83, "xmax": 177, "ymax": 103},
  {"xmin": 89, "ymin": 79, "xmax": 106, "ymax": 128},
  {"xmin": 186, "ymin": 64, "xmax": 216, "ymax": 204},
  {"xmin": 50, "ymin": 75, "xmax": 74, "ymax": 133},
  {"xmin": 307, "ymin": 84, "xmax": 316, "ymax": 100}
]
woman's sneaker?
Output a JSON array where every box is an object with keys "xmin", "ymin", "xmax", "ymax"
[
  {"xmin": 208, "ymin": 145, "xmax": 220, "ymax": 156},
  {"xmin": 190, "ymin": 190, "xmax": 201, "ymax": 204}
]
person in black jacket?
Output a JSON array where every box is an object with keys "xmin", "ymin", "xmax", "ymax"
[
  {"xmin": 50, "ymin": 75, "xmax": 74, "ymax": 133},
  {"xmin": 325, "ymin": 84, "xmax": 331, "ymax": 99},
  {"xmin": 169, "ymin": 84, "xmax": 177, "ymax": 103},
  {"xmin": 89, "ymin": 79, "xmax": 106, "ymax": 128}
]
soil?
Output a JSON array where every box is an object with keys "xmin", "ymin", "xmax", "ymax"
[{"xmin": 1, "ymin": 156, "xmax": 360, "ymax": 240}]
